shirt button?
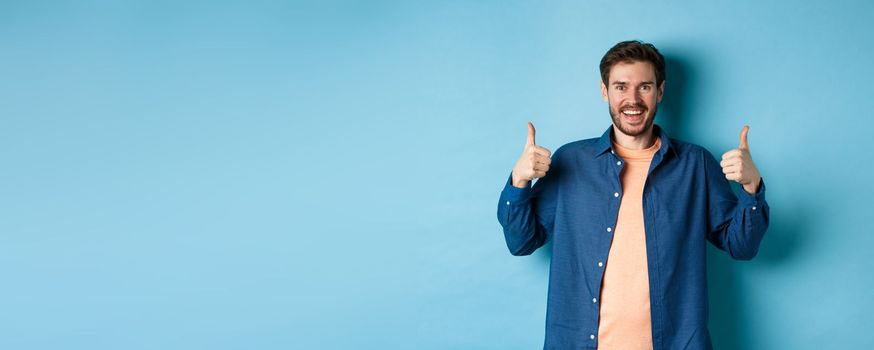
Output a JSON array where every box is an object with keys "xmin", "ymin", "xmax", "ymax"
[
  {"xmin": 606, "ymin": 227, "xmax": 612, "ymax": 232},
  {"xmin": 752, "ymin": 206, "xmax": 757, "ymax": 210},
  {"xmin": 611, "ymin": 149, "xmax": 615, "ymax": 154},
  {"xmin": 592, "ymin": 298, "xmax": 597, "ymax": 303},
  {"xmin": 598, "ymin": 261, "xmax": 604, "ymax": 267},
  {"xmin": 616, "ymin": 161, "xmax": 622, "ymax": 166},
  {"xmin": 590, "ymin": 334, "xmax": 595, "ymax": 340},
  {"xmin": 614, "ymin": 192, "xmax": 619, "ymax": 198},
  {"xmin": 506, "ymin": 201, "xmax": 510, "ymax": 205}
]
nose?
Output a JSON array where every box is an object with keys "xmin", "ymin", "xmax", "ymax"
[{"xmin": 631, "ymin": 89, "xmax": 643, "ymax": 103}]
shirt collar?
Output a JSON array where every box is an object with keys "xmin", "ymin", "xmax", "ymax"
[{"xmin": 593, "ymin": 124, "xmax": 677, "ymax": 159}]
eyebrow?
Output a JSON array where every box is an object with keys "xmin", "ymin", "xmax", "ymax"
[{"xmin": 612, "ymin": 81, "xmax": 655, "ymax": 85}]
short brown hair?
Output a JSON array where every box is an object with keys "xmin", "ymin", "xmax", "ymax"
[{"xmin": 599, "ymin": 40, "xmax": 665, "ymax": 86}]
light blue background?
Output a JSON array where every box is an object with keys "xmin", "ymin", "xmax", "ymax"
[{"xmin": 2, "ymin": 1, "xmax": 872, "ymax": 349}]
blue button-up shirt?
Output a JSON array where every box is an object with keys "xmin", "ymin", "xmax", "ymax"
[{"xmin": 497, "ymin": 125, "xmax": 769, "ymax": 350}]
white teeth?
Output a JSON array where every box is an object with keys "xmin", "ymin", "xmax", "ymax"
[{"xmin": 623, "ymin": 110, "xmax": 642, "ymax": 115}]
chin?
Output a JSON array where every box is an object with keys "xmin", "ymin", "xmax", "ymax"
[{"xmin": 616, "ymin": 121, "xmax": 652, "ymax": 137}]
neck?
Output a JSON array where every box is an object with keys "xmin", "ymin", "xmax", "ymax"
[{"xmin": 612, "ymin": 125, "xmax": 657, "ymax": 150}]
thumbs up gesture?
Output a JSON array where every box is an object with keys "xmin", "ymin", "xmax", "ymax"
[
  {"xmin": 511, "ymin": 122, "xmax": 552, "ymax": 188},
  {"xmin": 720, "ymin": 125, "xmax": 762, "ymax": 194}
]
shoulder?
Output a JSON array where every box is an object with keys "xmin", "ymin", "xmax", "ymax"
[{"xmin": 552, "ymin": 137, "xmax": 602, "ymax": 160}]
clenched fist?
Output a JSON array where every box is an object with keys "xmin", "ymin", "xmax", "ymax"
[
  {"xmin": 720, "ymin": 125, "xmax": 762, "ymax": 194},
  {"xmin": 511, "ymin": 122, "xmax": 552, "ymax": 188}
]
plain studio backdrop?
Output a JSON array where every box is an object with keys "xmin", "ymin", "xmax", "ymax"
[{"xmin": 1, "ymin": 1, "xmax": 872, "ymax": 349}]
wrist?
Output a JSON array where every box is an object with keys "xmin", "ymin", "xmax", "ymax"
[
  {"xmin": 512, "ymin": 179, "xmax": 530, "ymax": 188},
  {"xmin": 743, "ymin": 177, "xmax": 761, "ymax": 194},
  {"xmin": 511, "ymin": 172, "xmax": 530, "ymax": 188}
]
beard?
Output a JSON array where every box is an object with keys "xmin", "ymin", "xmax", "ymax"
[{"xmin": 609, "ymin": 103, "xmax": 657, "ymax": 137}]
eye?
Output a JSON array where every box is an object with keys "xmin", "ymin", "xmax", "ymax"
[
  {"xmin": 615, "ymin": 85, "xmax": 625, "ymax": 91},
  {"xmin": 640, "ymin": 85, "xmax": 651, "ymax": 91}
]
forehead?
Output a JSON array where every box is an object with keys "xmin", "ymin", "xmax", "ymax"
[{"xmin": 608, "ymin": 60, "xmax": 657, "ymax": 83}]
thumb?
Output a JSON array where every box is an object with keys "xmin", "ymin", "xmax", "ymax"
[
  {"xmin": 739, "ymin": 125, "xmax": 750, "ymax": 150},
  {"xmin": 527, "ymin": 122, "xmax": 536, "ymax": 146}
]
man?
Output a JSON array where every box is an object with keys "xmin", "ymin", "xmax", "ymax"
[{"xmin": 496, "ymin": 40, "xmax": 769, "ymax": 350}]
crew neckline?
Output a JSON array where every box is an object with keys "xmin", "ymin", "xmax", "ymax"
[{"xmin": 613, "ymin": 137, "xmax": 661, "ymax": 161}]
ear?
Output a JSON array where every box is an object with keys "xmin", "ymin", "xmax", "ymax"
[
  {"xmin": 600, "ymin": 80, "xmax": 609, "ymax": 102},
  {"xmin": 657, "ymin": 80, "xmax": 665, "ymax": 103}
]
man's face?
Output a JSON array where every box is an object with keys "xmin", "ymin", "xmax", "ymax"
[{"xmin": 600, "ymin": 60, "xmax": 664, "ymax": 138}]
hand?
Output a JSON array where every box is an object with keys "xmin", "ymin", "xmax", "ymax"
[
  {"xmin": 511, "ymin": 122, "xmax": 552, "ymax": 188},
  {"xmin": 720, "ymin": 125, "xmax": 762, "ymax": 194}
]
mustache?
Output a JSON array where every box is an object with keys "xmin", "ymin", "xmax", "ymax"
[{"xmin": 619, "ymin": 104, "xmax": 647, "ymax": 110}]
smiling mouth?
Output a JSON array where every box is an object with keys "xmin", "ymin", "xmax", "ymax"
[{"xmin": 620, "ymin": 107, "xmax": 645, "ymax": 120}]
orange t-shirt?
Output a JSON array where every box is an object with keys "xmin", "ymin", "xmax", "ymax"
[{"xmin": 597, "ymin": 137, "xmax": 661, "ymax": 350}]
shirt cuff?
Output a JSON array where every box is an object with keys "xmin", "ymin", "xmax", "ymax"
[
  {"xmin": 500, "ymin": 173, "xmax": 532, "ymax": 203},
  {"xmin": 738, "ymin": 178, "xmax": 766, "ymax": 208}
]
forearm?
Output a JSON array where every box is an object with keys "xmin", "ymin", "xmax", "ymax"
[
  {"xmin": 720, "ymin": 179, "xmax": 770, "ymax": 260},
  {"xmin": 497, "ymin": 175, "xmax": 547, "ymax": 256}
]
